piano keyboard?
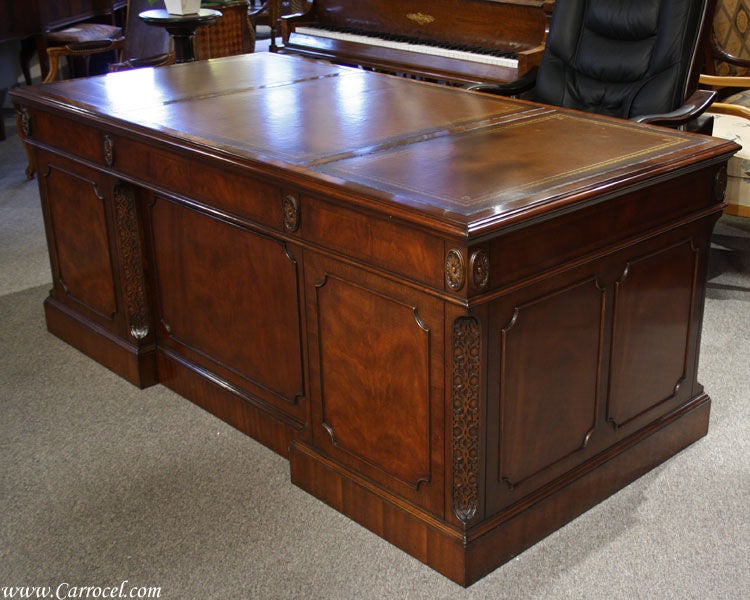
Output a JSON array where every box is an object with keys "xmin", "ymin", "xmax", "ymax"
[{"xmin": 294, "ymin": 26, "xmax": 519, "ymax": 69}]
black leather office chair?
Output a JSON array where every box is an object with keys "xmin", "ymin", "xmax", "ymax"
[{"xmin": 467, "ymin": 0, "xmax": 717, "ymax": 131}]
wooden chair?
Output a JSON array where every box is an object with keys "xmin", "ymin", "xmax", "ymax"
[
  {"xmin": 44, "ymin": 22, "xmax": 125, "ymax": 81},
  {"xmin": 699, "ymin": 0, "xmax": 750, "ymax": 217},
  {"xmin": 195, "ymin": 1, "xmax": 255, "ymax": 59},
  {"xmin": 21, "ymin": 0, "xmax": 175, "ymax": 179},
  {"xmin": 44, "ymin": 0, "xmax": 175, "ymax": 83},
  {"xmin": 249, "ymin": 0, "xmax": 309, "ymax": 50},
  {"xmin": 700, "ymin": 0, "xmax": 750, "ymax": 112},
  {"xmin": 467, "ymin": 0, "xmax": 717, "ymax": 132}
]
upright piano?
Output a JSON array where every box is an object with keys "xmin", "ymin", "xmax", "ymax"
[
  {"xmin": 0, "ymin": 0, "xmax": 126, "ymax": 83},
  {"xmin": 279, "ymin": 0, "xmax": 554, "ymax": 85}
]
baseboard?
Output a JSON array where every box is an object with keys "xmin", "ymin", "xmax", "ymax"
[
  {"xmin": 157, "ymin": 348, "xmax": 303, "ymax": 458},
  {"xmin": 44, "ymin": 295, "xmax": 157, "ymax": 388},
  {"xmin": 290, "ymin": 393, "xmax": 711, "ymax": 586}
]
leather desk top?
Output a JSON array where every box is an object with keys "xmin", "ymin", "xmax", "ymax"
[{"xmin": 16, "ymin": 52, "xmax": 738, "ymax": 233}]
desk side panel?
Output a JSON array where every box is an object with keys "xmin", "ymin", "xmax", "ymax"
[
  {"xmin": 35, "ymin": 148, "xmax": 157, "ymax": 388},
  {"xmin": 483, "ymin": 214, "xmax": 716, "ymax": 515},
  {"xmin": 301, "ymin": 251, "xmax": 447, "ymax": 516}
]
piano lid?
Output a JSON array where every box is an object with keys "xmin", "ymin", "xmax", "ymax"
[
  {"xmin": 285, "ymin": 0, "xmax": 553, "ymax": 52},
  {"xmin": 280, "ymin": 0, "xmax": 554, "ymax": 84}
]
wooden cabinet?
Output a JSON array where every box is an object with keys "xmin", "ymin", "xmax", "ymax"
[{"xmin": 483, "ymin": 218, "xmax": 712, "ymax": 517}]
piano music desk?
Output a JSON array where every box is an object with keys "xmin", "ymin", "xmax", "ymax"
[{"xmin": 10, "ymin": 53, "xmax": 738, "ymax": 586}]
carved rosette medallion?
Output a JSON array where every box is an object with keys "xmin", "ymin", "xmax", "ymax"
[
  {"xmin": 469, "ymin": 249, "xmax": 489, "ymax": 291},
  {"xmin": 714, "ymin": 164, "xmax": 728, "ymax": 203},
  {"xmin": 445, "ymin": 249, "xmax": 465, "ymax": 291},
  {"xmin": 114, "ymin": 183, "xmax": 150, "ymax": 340},
  {"xmin": 283, "ymin": 194, "xmax": 300, "ymax": 233},
  {"xmin": 103, "ymin": 134, "xmax": 115, "ymax": 167},
  {"xmin": 452, "ymin": 317, "xmax": 481, "ymax": 524}
]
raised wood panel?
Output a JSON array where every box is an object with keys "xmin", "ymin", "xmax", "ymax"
[
  {"xmin": 29, "ymin": 111, "xmax": 104, "ymax": 166},
  {"xmin": 148, "ymin": 197, "xmax": 305, "ymax": 416},
  {"xmin": 493, "ymin": 278, "xmax": 604, "ymax": 490},
  {"xmin": 42, "ymin": 163, "xmax": 117, "ymax": 320},
  {"xmin": 113, "ymin": 135, "xmax": 285, "ymax": 233},
  {"xmin": 607, "ymin": 240, "xmax": 699, "ymax": 427},
  {"xmin": 306, "ymin": 254, "xmax": 445, "ymax": 514},
  {"xmin": 33, "ymin": 153, "xmax": 156, "ymax": 388},
  {"xmin": 317, "ymin": 275, "xmax": 431, "ymax": 486},
  {"xmin": 38, "ymin": 0, "xmax": 121, "ymax": 29}
]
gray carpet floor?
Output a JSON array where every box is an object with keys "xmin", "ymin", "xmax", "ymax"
[{"xmin": 1, "ymin": 101, "xmax": 749, "ymax": 599}]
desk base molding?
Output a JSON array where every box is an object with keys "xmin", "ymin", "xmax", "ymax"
[
  {"xmin": 157, "ymin": 349, "xmax": 303, "ymax": 458},
  {"xmin": 44, "ymin": 296, "xmax": 157, "ymax": 389},
  {"xmin": 290, "ymin": 394, "xmax": 710, "ymax": 587}
]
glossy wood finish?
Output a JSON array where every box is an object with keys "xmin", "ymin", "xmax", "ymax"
[
  {"xmin": 279, "ymin": 0, "xmax": 553, "ymax": 85},
  {"xmin": 10, "ymin": 53, "xmax": 738, "ymax": 586}
]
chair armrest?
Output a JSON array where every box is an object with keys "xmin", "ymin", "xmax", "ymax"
[
  {"xmin": 125, "ymin": 53, "xmax": 175, "ymax": 69},
  {"xmin": 710, "ymin": 37, "xmax": 750, "ymax": 71},
  {"xmin": 706, "ymin": 101, "xmax": 750, "ymax": 120},
  {"xmin": 109, "ymin": 52, "xmax": 176, "ymax": 72},
  {"xmin": 44, "ymin": 39, "xmax": 125, "ymax": 83},
  {"xmin": 699, "ymin": 73, "xmax": 750, "ymax": 89},
  {"xmin": 631, "ymin": 89, "xmax": 717, "ymax": 127},
  {"xmin": 463, "ymin": 68, "xmax": 538, "ymax": 97}
]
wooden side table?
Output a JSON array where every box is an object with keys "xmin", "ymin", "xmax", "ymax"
[{"xmin": 139, "ymin": 8, "xmax": 222, "ymax": 63}]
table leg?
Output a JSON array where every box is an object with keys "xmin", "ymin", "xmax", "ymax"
[{"xmin": 164, "ymin": 25, "xmax": 199, "ymax": 63}]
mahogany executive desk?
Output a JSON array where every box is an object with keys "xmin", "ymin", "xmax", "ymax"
[{"xmin": 11, "ymin": 53, "xmax": 739, "ymax": 586}]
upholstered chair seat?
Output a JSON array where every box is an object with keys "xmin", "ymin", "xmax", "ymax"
[{"xmin": 46, "ymin": 23, "xmax": 124, "ymax": 49}]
